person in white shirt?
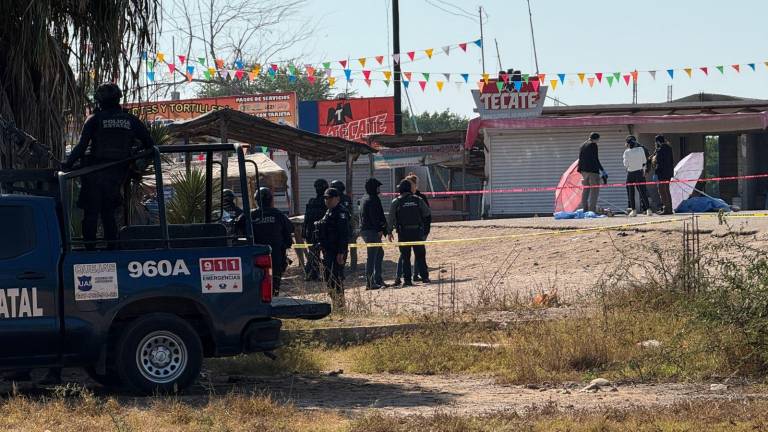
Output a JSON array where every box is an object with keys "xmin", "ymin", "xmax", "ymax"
[{"xmin": 622, "ymin": 135, "xmax": 651, "ymax": 216}]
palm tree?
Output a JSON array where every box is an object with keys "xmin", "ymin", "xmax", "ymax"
[{"xmin": 0, "ymin": 0, "xmax": 159, "ymax": 169}]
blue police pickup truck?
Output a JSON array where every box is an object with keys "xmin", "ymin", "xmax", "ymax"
[{"xmin": 0, "ymin": 143, "xmax": 329, "ymax": 394}]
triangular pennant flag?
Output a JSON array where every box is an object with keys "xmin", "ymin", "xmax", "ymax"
[
  {"xmin": 631, "ymin": 70, "xmax": 639, "ymax": 81},
  {"xmin": 156, "ymin": 52, "xmax": 165, "ymax": 63},
  {"xmin": 748, "ymin": 63, "xmax": 756, "ymax": 71},
  {"xmin": 185, "ymin": 72, "xmax": 193, "ymax": 82},
  {"xmin": 186, "ymin": 65, "xmax": 195, "ymax": 75},
  {"xmin": 716, "ymin": 65, "xmax": 724, "ymax": 74},
  {"xmin": 146, "ymin": 60, "xmax": 154, "ymax": 71},
  {"xmin": 203, "ymin": 70, "xmax": 211, "ymax": 80},
  {"xmin": 384, "ymin": 80, "xmax": 391, "ymax": 87},
  {"xmin": 613, "ymin": 72, "xmax": 621, "ymax": 82},
  {"xmin": 141, "ymin": 51, "xmax": 148, "ymax": 60},
  {"xmin": 307, "ymin": 75, "xmax": 316, "ymax": 85},
  {"xmin": 168, "ymin": 64, "xmax": 176, "ymax": 73},
  {"xmin": 178, "ymin": 55, "xmax": 186, "ymax": 64},
  {"xmin": 648, "ymin": 70, "xmax": 657, "ymax": 80},
  {"xmin": 667, "ymin": 69, "xmax": 674, "ymax": 79},
  {"xmin": 522, "ymin": 73, "xmax": 530, "ymax": 83},
  {"xmin": 558, "ymin": 73, "xmax": 566, "ymax": 84},
  {"xmin": 425, "ymin": 48, "xmax": 434, "ymax": 59},
  {"xmin": 443, "ymin": 73, "xmax": 451, "ymax": 81},
  {"xmin": 215, "ymin": 59, "xmax": 224, "ymax": 69},
  {"xmin": 459, "ymin": 43, "xmax": 468, "ymax": 52},
  {"xmin": 538, "ymin": 73, "xmax": 546, "ymax": 83},
  {"xmin": 288, "ymin": 65, "xmax": 297, "ymax": 76},
  {"xmin": 326, "ymin": 69, "xmax": 333, "ymax": 78},
  {"xmin": 198, "ymin": 57, "xmax": 206, "ymax": 65},
  {"xmin": 477, "ymin": 81, "xmax": 485, "ymax": 91},
  {"xmin": 339, "ymin": 60, "xmax": 347, "ymax": 68},
  {"xmin": 587, "ymin": 77, "xmax": 595, "ymax": 87},
  {"xmin": 383, "ymin": 71, "xmax": 392, "ymax": 80},
  {"xmin": 577, "ymin": 73, "xmax": 586, "ymax": 84},
  {"xmin": 595, "ymin": 72, "xmax": 603, "ymax": 83},
  {"xmin": 407, "ymin": 51, "xmax": 415, "ymax": 61},
  {"xmin": 461, "ymin": 73, "xmax": 469, "ymax": 83},
  {"xmin": 248, "ymin": 72, "xmax": 256, "ymax": 81},
  {"xmin": 684, "ymin": 68, "xmax": 693, "ymax": 78},
  {"xmin": 252, "ymin": 65, "xmax": 261, "ymax": 76},
  {"xmin": 496, "ymin": 81, "xmax": 505, "ymax": 92},
  {"xmin": 329, "ymin": 76, "xmax": 336, "ymax": 87},
  {"xmin": 482, "ymin": 73, "xmax": 490, "ymax": 84},
  {"xmin": 422, "ymin": 72, "xmax": 430, "ymax": 81},
  {"xmin": 500, "ymin": 73, "xmax": 509, "ymax": 83},
  {"xmin": 271, "ymin": 64, "xmax": 278, "ymax": 71},
  {"xmin": 305, "ymin": 66, "xmax": 316, "ymax": 76},
  {"xmin": 393, "ymin": 54, "xmax": 400, "ymax": 64},
  {"xmin": 607, "ymin": 76, "xmax": 614, "ymax": 86},
  {"xmin": 623, "ymin": 74, "xmax": 631, "ymax": 85},
  {"xmin": 235, "ymin": 59, "xmax": 244, "ymax": 70},
  {"xmin": 732, "ymin": 64, "xmax": 740, "ymax": 72},
  {"xmin": 288, "ymin": 75, "xmax": 297, "ymax": 83},
  {"xmin": 418, "ymin": 81, "xmax": 427, "ymax": 91},
  {"xmin": 375, "ymin": 55, "xmax": 384, "ymax": 65},
  {"xmin": 442, "ymin": 46, "xmax": 451, "ymax": 56},
  {"xmin": 344, "ymin": 69, "xmax": 352, "ymax": 81},
  {"xmin": 403, "ymin": 80, "xmax": 410, "ymax": 89},
  {"xmin": 235, "ymin": 70, "xmax": 244, "ymax": 80},
  {"xmin": 549, "ymin": 79, "xmax": 558, "ymax": 90},
  {"xmin": 358, "ymin": 57, "xmax": 366, "ymax": 67},
  {"xmin": 513, "ymin": 81, "xmax": 522, "ymax": 91},
  {"xmin": 474, "ymin": 39, "xmax": 483, "ymax": 48},
  {"xmin": 436, "ymin": 81, "xmax": 445, "ymax": 92},
  {"xmin": 146, "ymin": 71, "xmax": 155, "ymax": 81},
  {"xmin": 531, "ymin": 80, "xmax": 540, "ymax": 92},
  {"xmin": 700, "ymin": 67, "xmax": 708, "ymax": 76},
  {"xmin": 362, "ymin": 70, "xmax": 371, "ymax": 80},
  {"xmin": 404, "ymin": 72, "xmax": 413, "ymax": 81},
  {"xmin": 365, "ymin": 79, "xmax": 372, "ymax": 87},
  {"xmin": 320, "ymin": 62, "xmax": 330, "ymax": 70},
  {"xmin": 268, "ymin": 69, "xmax": 276, "ymax": 78}
]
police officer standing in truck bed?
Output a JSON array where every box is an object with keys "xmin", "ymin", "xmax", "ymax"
[{"xmin": 315, "ymin": 187, "xmax": 349, "ymax": 310}]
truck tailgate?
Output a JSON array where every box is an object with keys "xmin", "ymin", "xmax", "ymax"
[{"xmin": 271, "ymin": 297, "xmax": 331, "ymax": 320}]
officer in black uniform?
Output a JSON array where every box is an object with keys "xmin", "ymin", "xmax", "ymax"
[
  {"xmin": 64, "ymin": 83, "xmax": 155, "ymax": 250},
  {"xmin": 239, "ymin": 187, "xmax": 294, "ymax": 296},
  {"xmin": 388, "ymin": 180, "xmax": 431, "ymax": 286},
  {"xmin": 315, "ymin": 187, "xmax": 349, "ymax": 309},
  {"xmin": 222, "ymin": 189, "xmax": 243, "ymax": 220},
  {"xmin": 330, "ymin": 179, "xmax": 357, "ymax": 271},
  {"xmin": 303, "ymin": 179, "xmax": 328, "ymax": 281}
]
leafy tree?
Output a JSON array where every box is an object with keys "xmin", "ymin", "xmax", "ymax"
[
  {"xmin": 402, "ymin": 109, "xmax": 469, "ymax": 133},
  {"xmin": 197, "ymin": 66, "xmax": 333, "ymax": 101}
]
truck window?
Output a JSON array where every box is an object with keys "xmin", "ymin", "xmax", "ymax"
[{"xmin": 0, "ymin": 206, "xmax": 35, "ymax": 259}]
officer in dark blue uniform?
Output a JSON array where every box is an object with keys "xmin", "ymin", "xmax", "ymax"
[
  {"xmin": 330, "ymin": 179, "xmax": 357, "ymax": 271},
  {"xmin": 388, "ymin": 180, "xmax": 431, "ymax": 286},
  {"xmin": 239, "ymin": 187, "xmax": 294, "ymax": 296},
  {"xmin": 315, "ymin": 187, "xmax": 349, "ymax": 309},
  {"xmin": 303, "ymin": 179, "xmax": 328, "ymax": 281},
  {"xmin": 64, "ymin": 83, "xmax": 155, "ymax": 250}
]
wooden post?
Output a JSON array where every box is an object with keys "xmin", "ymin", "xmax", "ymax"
[
  {"xmin": 345, "ymin": 145, "xmax": 354, "ymax": 198},
  {"xmin": 368, "ymin": 153, "xmax": 375, "ymax": 179},
  {"xmin": 220, "ymin": 118, "xmax": 228, "ymax": 190},
  {"xmin": 289, "ymin": 152, "xmax": 300, "ymax": 216}
]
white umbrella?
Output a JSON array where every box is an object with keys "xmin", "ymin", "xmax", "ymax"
[{"xmin": 671, "ymin": 152, "xmax": 704, "ymax": 210}]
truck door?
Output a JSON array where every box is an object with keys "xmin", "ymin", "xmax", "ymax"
[{"xmin": 0, "ymin": 201, "xmax": 60, "ymax": 365}]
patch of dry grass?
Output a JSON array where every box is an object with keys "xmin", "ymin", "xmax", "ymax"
[{"xmin": 205, "ymin": 344, "xmax": 328, "ymax": 376}]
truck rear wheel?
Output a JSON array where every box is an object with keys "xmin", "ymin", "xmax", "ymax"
[{"xmin": 115, "ymin": 313, "xmax": 202, "ymax": 395}]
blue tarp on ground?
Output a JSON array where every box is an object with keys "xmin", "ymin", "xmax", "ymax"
[
  {"xmin": 553, "ymin": 210, "xmax": 606, "ymax": 220},
  {"xmin": 675, "ymin": 196, "xmax": 731, "ymax": 213}
]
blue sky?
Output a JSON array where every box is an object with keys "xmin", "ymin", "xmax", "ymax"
[{"xmin": 161, "ymin": 0, "xmax": 768, "ymax": 117}]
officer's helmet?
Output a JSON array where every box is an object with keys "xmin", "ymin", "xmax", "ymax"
[
  {"xmin": 314, "ymin": 178, "xmax": 329, "ymax": 195},
  {"xmin": 222, "ymin": 189, "xmax": 235, "ymax": 200},
  {"xmin": 255, "ymin": 187, "xmax": 273, "ymax": 208},
  {"xmin": 94, "ymin": 83, "xmax": 122, "ymax": 105},
  {"xmin": 330, "ymin": 180, "xmax": 346, "ymax": 193}
]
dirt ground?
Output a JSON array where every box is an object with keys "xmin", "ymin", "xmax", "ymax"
[{"xmin": 280, "ymin": 213, "xmax": 768, "ymax": 315}]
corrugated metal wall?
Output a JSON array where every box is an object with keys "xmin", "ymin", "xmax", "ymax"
[
  {"xmin": 487, "ymin": 126, "xmax": 631, "ymax": 215},
  {"xmin": 297, "ymin": 159, "xmax": 394, "ymax": 208}
]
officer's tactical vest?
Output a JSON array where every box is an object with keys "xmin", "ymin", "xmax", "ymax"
[
  {"xmin": 396, "ymin": 195, "xmax": 423, "ymax": 229},
  {"xmin": 92, "ymin": 111, "xmax": 137, "ymax": 161}
]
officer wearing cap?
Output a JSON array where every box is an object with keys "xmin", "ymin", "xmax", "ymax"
[
  {"xmin": 238, "ymin": 187, "xmax": 294, "ymax": 296},
  {"xmin": 303, "ymin": 178, "xmax": 329, "ymax": 281},
  {"xmin": 330, "ymin": 179, "xmax": 358, "ymax": 271},
  {"xmin": 64, "ymin": 83, "xmax": 155, "ymax": 250},
  {"xmin": 314, "ymin": 187, "xmax": 349, "ymax": 309}
]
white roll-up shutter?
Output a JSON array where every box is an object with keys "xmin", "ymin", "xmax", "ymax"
[
  {"xmin": 487, "ymin": 126, "xmax": 630, "ymax": 216},
  {"xmin": 297, "ymin": 160, "xmax": 393, "ymax": 210}
]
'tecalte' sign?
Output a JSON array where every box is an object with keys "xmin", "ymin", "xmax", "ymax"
[{"xmin": 472, "ymin": 81, "xmax": 547, "ymax": 119}]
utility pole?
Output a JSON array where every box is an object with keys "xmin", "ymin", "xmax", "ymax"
[
  {"xmin": 494, "ymin": 38, "xmax": 502, "ymax": 71},
  {"xmin": 392, "ymin": 0, "xmax": 403, "ymax": 134},
  {"xmin": 479, "ymin": 6, "xmax": 486, "ymax": 74},
  {"xmin": 526, "ymin": 0, "xmax": 540, "ymax": 75}
]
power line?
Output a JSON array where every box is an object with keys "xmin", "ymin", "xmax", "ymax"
[
  {"xmin": 431, "ymin": 0, "xmax": 477, "ymax": 18},
  {"xmin": 423, "ymin": 0, "xmax": 478, "ymax": 22}
]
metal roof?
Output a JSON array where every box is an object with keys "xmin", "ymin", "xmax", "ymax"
[{"xmin": 166, "ymin": 108, "xmax": 376, "ymax": 162}]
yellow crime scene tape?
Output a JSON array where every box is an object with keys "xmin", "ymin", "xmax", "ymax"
[{"xmin": 291, "ymin": 217, "xmax": 683, "ymax": 250}]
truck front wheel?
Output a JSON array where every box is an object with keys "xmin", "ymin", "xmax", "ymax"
[{"xmin": 115, "ymin": 313, "xmax": 203, "ymax": 395}]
